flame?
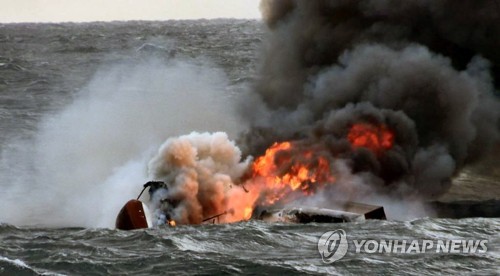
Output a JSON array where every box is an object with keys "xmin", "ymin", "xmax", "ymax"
[
  {"xmin": 243, "ymin": 207, "xmax": 253, "ymax": 220},
  {"xmin": 224, "ymin": 185, "xmax": 261, "ymax": 223},
  {"xmin": 168, "ymin": 220, "xmax": 176, "ymax": 227},
  {"xmin": 164, "ymin": 123, "xmax": 396, "ymax": 225},
  {"xmin": 229, "ymin": 124, "xmax": 393, "ymax": 219},
  {"xmin": 176, "ymin": 123, "xmax": 394, "ymax": 224},
  {"xmin": 250, "ymin": 141, "xmax": 335, "ymax": 206},
  {"xmin": 348, "ymin": 123, "xmax": 394, "ymax": 153},
  {"xmin": 223, "ymin": 141, "xmax": 336, "ymax": 223}
]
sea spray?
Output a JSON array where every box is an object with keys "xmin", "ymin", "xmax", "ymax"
[{"xmin": 0, "ymin": 58, "xmax": 244, "ymax": 227}]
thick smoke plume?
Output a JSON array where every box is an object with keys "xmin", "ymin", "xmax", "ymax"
[
  {"xmin": 240, "ymin": 0, "xmax": 500, "ymax": 199},
  {"xmin": 144, "ymin": 1, "xmax": 500, "ymax": 223},
  {"xmin": 148, "ymin": 132, "xmax": 253, "ymax": 225}
]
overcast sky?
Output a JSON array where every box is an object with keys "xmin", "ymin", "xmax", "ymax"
[{"xmin": 0, "ymin": 0, "xmax": 261, "ymax": 23}]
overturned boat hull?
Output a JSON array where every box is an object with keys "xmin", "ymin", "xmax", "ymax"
[{"xmin": 115, "ymin": 200, "xmax": 151, "ymax": 230}]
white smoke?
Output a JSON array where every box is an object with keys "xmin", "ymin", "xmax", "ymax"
[{"xmin": 0, "ymin": 57, "xmax": 245, "ymax": 228}]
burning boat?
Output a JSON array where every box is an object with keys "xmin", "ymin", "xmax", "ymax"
[
  {"xmin": 114, "ymin": 1, "xmax": 500, "ymax": 230},
  {"xmin": 116, "ymin": 181, "xmax": 386, "ymax": 230},
  {"xmin": 115, "ymin": 124, "xmax": 396, "ymax": 230}
]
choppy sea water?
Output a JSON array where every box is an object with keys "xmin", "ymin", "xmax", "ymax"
[
  {"xmin": 0, "ymin": 20, "xmax": 499, "ymax": 275},
  {"xmin": 1, "ymin": 219, "xmax": 499, "ymax": 275}
]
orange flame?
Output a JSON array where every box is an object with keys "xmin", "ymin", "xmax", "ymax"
[
  {"xmin": 348, "ymin": 123, "xmax": 394, "ymax": 153},
  {"xmin": 225, "ymin": 124, "xmax": 394, "ymax": 223},
  {"xmin": 243, "ymin": 207, "xmax": 253, "ymax": 220},
  {"xmin": 224, "ymin": 141, "xmax": 336, "ymax": 223},
  {"xmin": 250, "ymin": 142, "xmax": 335, "ymax": 206},
  {"xmin": 220, "ymin": 123, "xmax": 396, "ymax": 224},
  {"xmin": 168, "ymin": 220, "xmax": 176, "ymax": 227}
]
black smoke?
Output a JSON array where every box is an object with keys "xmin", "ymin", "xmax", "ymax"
[{"xmin": 240, "ymin": 0, "xmax": 500, "ymax": 199}]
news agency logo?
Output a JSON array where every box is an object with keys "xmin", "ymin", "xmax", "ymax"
[
  {"xmin": 317, "ymin": 229, "xmax": 348, "ymax": 263},
  {"xmin": 318, "ymin": 229, "xmax": 489, "ymax": 264}
]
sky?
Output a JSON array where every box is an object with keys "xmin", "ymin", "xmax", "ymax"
[{"xmin": 0, "ymin": 0, "xmax": 262, "ymax": 23}]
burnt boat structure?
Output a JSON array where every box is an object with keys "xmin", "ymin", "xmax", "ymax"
[
  {"xmin": 115, "ymin": 181, "xmax": 387, "ymax": 230},
  {"xmin": 253, "ymin": 202, "xmax": 386, "ymax": 224}
]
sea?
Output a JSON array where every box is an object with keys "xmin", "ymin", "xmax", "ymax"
[{"xmin": 0, "ymin": 20, "xmax": 498, "ymax": 275}]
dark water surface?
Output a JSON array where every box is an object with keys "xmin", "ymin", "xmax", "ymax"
[{"xmin": 1, "ymin": 219, "xmax": 498, "ymax": 275}]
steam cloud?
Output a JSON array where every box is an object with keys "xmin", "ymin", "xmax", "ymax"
[
  {"xmin": 240, "ymin": 0, "xmax": 500, "ymax": 199},
  {"xmin": 0, "ymin": 58, "xmax": 244, "ymax": 227}
]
